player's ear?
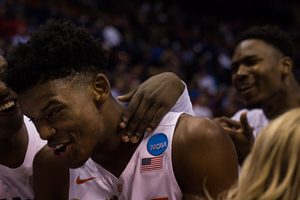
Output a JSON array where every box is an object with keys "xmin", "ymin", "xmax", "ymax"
[
  {"xmin": 280, "ymin": 56, "xmax": 293, "ymax": 76},
  {"xmin": 92, "ymin": 73, "xmax": 110, "ymax": 104}
]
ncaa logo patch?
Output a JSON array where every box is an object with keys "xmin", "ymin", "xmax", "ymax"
[{"xmin": 147, "ymin": 133, "xmax": 168, "ymax": 156}]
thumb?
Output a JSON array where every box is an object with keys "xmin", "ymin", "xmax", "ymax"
[
  {"xmin": 117, "ymin": 88, "xmax": 137, "ymax": 103},
  {"xmin": 240, "ymin": 111, "xmax": 253, "ymax": 137}
]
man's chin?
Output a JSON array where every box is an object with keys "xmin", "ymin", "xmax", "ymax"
[
  {"xmin": 244, "ymin": 99, "xmax": 262, "ymax": 109},
  {"xmin": 66, "ymin": 158, "xmax": 89, "ymax": 169}
]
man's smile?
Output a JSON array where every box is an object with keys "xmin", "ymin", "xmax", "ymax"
[
  {"xmin": 49, "ymin": 142, "xmax": 71, "ymax": 160},
  {"xmin": 237, "ymin": 83, "xmax": 256, "ymax": 96},
  {"xmin": 0, "ymin": 98, "xmax": 19, "ymax": 116}
]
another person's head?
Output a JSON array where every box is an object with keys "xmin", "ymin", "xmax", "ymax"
[
  {"xmin": 4, "ymin": 19, "xmax": 110, "ymax": 168},
  {"xmin": 230, "ymin": 25, "xmax": 295, "ymax": 108},
  {"xmin": 223, "ymin": 108, "xmax": 300, "ymax": 200},
  {"xmin": 0, "ymin": 55, "xmax": 24, "ymax": 138}
]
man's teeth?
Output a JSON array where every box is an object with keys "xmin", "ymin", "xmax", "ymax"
[
  {"xmin": 240, "ymin": 85, "xmax": 252, "ymax": 91},
  {"xmin": 54, "ymin": 144, "xmax": 64, "ymax": 150},
  {"xmin": 0, "ymin": 100, "xmax": 15, "ymax": 112}
]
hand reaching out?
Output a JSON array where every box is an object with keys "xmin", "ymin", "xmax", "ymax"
[
  {"xmin": 214, "ymin": 111, "xmax": 254, "ymax": 165},
  {"xmin": 117, "ymin": 72, "xmax": 184, "ymax": 143}
]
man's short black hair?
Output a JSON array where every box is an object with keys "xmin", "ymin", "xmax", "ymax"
[
  {"xmin": 4, "ymin": 19, "xmax": 109, "ymax": 94},
  {"xmin": 234, "ymin": 25, "xmax": 295, "ymax": 60}
]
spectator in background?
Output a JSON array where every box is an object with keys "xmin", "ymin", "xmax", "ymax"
[
  {"xmin": 11, "ymin": 24, "xmax": 30, "ymax": 45},
  {"xmin": 193, "ymin": 93, "xmax": 213, "ymax": 119},
  {"xmin": 0, "ymin": 0, "xmax": 298, "ymax": 119},
  {"xmin": 110, "ymin": 76, "xmax": 128, "ymax": 106}
]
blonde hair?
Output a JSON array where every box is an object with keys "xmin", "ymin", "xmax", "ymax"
[{"xmin": 222, "ymin": 108, "xmax": 300, "ymax": 200}]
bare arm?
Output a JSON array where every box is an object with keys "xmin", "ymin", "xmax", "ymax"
[
  {"xmin": 117, "ymin": 72, "xmax": 185, "ymax": 143},
  {"xmin": 173, "ymin": 114, "xmax": 238, "ymax": 199},
  {"xmin": 33, "ymin": 145, "xmax": 69, "ymax": 200}
]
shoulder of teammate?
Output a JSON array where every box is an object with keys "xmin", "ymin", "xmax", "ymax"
[
  {"xmin": 172, "ymin": 114, "xmax": 238, "ymax": 198},
  {"xmin": 33, "ymin": 145, "xmax": 69, "ymax": 200}
]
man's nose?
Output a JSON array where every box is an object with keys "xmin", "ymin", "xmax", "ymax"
[
  {"xmin": 236, "ymin": 65, "xmax": 249, "ymax": 77},
  {"xmin": 36, "ymin": 123, "xmax": 57, "ymax": 140}
]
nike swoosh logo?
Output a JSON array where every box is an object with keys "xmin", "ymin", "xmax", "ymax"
[{"xmin": 76, "ymin": 175, "xmax": 97, "ymax": 184}]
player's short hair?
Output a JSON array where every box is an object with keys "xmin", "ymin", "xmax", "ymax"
[{"xmin": 5, "ymin": 19, "xmax": 109, "ymax": 93}]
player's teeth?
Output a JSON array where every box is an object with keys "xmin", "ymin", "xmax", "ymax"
[
  {"xmin": 54, "ymin": 144, "xmax": 64, "ymax": 150},
  {"xmin": 0, "ymin": 100, "xmax": 15, "ymax": 112}
]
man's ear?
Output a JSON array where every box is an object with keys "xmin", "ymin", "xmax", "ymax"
[
  {"xmin": 92, "ymin": 73, "xmax": 110, "ymax": 104},
  {"xmin": 280, "ymin": 56, "xmax": 293, "ymax": 76}
]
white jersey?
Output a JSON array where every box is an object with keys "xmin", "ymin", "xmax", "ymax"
[
  {"xmin": 69, "ymin": 112, "xmax": 183, "ymax": 200},
  {"xmin": 231, "ymin": 108, "xmax": 271, "ymax": 139},
  {"xmin": 170, "ymin": 82, "xmax": 195, "ymax": 116},
  {"xmin": 0, "ymin": 116, "xmax": 46, "ymax": 200}
]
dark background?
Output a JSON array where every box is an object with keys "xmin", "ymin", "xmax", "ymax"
[{"xmin": 1, "ymin": 0, "xmax": 299, "ymax": 117}]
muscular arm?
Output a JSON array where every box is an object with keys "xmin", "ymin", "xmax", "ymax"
[
  {"xmin": 33, "ymin": 145, "xmax": 69, "ymax": 200},
  {"xmin": 173, "ymin": 114, "xmax": 238, "ymax": 199}
]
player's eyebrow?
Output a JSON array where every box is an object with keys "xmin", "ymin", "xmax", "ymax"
[{"xmin": 41, "ymin": 99, "xmax": 61, "ymax": 112}]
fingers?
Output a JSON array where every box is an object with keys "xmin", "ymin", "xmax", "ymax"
[
  {"xmin": 120, "ymin": 97, "xmax": 169, "ymax": 144},
  {"xmin": 214, "ymin": 116, "xmax": 241, "ymax": 129},
  {"xmin": 118, "ymin": 88, "xmax": 141, "ymax": 130},
  {"xmin": 117, "ymin": 88, "xmax": 136, "ymax": 104},
  {"xmin": 239, "ymin": 111, "xmax": 254, "ymax": 138},
  {"xmin": 123, "ymin": 97, "xmax": 163, "ymax": 144},
  {"xmin": 120, "ymin": 92, "xmax": 154, "ymax": 143},
  {"xmin": 213, "ymin": 117, "xmax": 230, "ymax": 128},
  {"xmin": 145, "ymin": 106, "xmax": 168, "ymax": 132},
  {"xmin": 130, "ymin": 105, "xmax": 167, "ymax": 141},
  {"xmin": 223, "ymin": 127, "xmax": 239, "ymax": 138},
  {"xmin": 119, "ymin": 72, "xmax": 182, "ymax": 144}
]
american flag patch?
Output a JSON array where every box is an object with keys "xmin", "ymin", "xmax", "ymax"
[{"xmin": 141, "ymin": 155, "xmax": 163, "ymax": 172}]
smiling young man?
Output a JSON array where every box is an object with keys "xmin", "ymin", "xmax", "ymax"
[
  {"xmin": 215, "ymin": 25, "xmax": 300, "ymax": 165},
  {"xmin": 4, "ymin": 19, "xmax": 238, "ymax": 199},
  {"xmin": 0, "ymin": 55, "xmax": 48, "ymax": 199},
  {"xmin": 126, "ymin": 26, "xmax": 300, "ymax": 167}
]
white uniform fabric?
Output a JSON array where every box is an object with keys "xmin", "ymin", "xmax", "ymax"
[
  {"xmin": 231, "ymin": 108, "xmax": 271, "ymax": 139},
  {"xmin": 69, "ymin": 112, "xmax": 183, "ymax": 200},
  {"xmin": 0, "ymin": 116, "xmax": 46, "ymax": 200},
  {"xmin": 170, "ymin": 82, "xmax": 195, "ymax": 116}
]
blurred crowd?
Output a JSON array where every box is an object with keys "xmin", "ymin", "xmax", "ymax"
[{"xmin": 1, "ymin": 0, "xmax": 300, "ymax": 118}]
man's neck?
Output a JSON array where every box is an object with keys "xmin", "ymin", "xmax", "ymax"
[
  {"xmin": 91, "ymin": 97, "xmax": 142, "ymax": 178},
  {"xmin": 262, "ymin": 78, "xmax": 300, "ymax": 119},
  {"xmin": 92, "ymin": 139, "xmax": 142, "ymax": 178}
]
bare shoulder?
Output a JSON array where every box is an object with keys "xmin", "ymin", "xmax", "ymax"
[
  {"xmin": 173, "ymin": 114, "xmax": 236, "ymax": 161},
  {"xmin": 174, "ymin": 114, "xmax": 229, "ymax": 143},
  {"xmin": 172, "ymin": 114, "xmax": 238, "ymax": 199},
  {"xmin": 33, "ymin": 145, "xmax": 69, "ymax": 200},
  {"xmin": 34, "ymin": 145, "xmax": 68, "ymax": 172},
  {"xmin": 34, "ymin": 144, "xmax": 57, "ymax": 164}
]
